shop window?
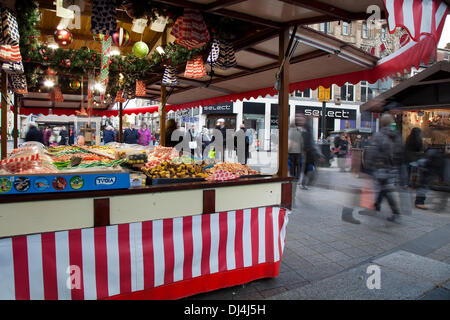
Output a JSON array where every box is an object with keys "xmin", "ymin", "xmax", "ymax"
[
  {"xmin": 340, "ymin": 83, "xmax": 354, "ymax": 102},
  {"xmin": 360, "ymin": 81, "xmax": 373, "ymax": 102}
]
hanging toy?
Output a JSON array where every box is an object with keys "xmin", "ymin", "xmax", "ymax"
[{"xmin": 132, "ymin": 41, "xmax": 149, "ymax": 58}]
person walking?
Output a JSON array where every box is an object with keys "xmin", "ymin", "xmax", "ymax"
[
  {"xmin": 404, "ymin": 127, "xmax": 424, "ymax": 185},
  {"xmin": 288, "ymin": 122, "xmax": 303, "ymax": 180},
  {"xmin": 334, "ymin": 133, "xmax": 349, "ymax": 172},
  {"xmin": 103, "ymin": 125, "xmax": 116, "ymax": 144},
  {"xmin": 25, "ymin": 122, "xmax": 44, "ymax": 144},
  {"xmin": 43, "ymin": 127, "xmax": 52, "ymax": 146},
  {"xmin": 300, "ymin": 120, "xmax": 321, "ymax": 189},
  {"xmin": 164, "ymin": 119, "xmax": 181, "ymax": 148},
  {"xmin": 210, "ymin": 119, "xmax": 227, "ymax": 162},
  {"xmin": 59, "ymin": 125, "xmax": 69, "ymax": 146},
  {"xmin": 366, "ymin": 114, "xmax": 402, "ymax": 222},
  {"xmin": 234, "ymin": 124, "xmax": 250, "ymax": 165},
  {"xmin": 138, "ymin": 123, "xmax": 152, "ymax": 146},
  {"xmin": 123, "ymin": 124, "xmax": 139, "ymax": 144}
]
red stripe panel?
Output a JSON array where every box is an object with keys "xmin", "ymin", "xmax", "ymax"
[
  {"xmin": 278, "ymin": 209, "xmax": 286, "ymax": 260},
  {"xmin": 250, "ymin": 208, "xmax": 259, "ymax": 266},
  {"xmin": 12, "ymin": 236, "xmax": 30, "ymax": 300},
  {"xmin": 163, "ymin": 219, "xmax": 175, "ymax": 285},
  {"xmin": 394, "ymin": 0, "xmax": 405, "ymax": 28},
  {"xmin": 94, "ymin": 227, "xmax": 109, "ymax": 299},
  {"xmin": 182, "ymin": 216, "xmax": 193, "ymax": 281},
  {"xmin": 234, "ymin": 210, "xmax": 244, "ymax": 270},
  {"xmin": 118, "ymin": 224, "xmax": 131, "ymax": 294},
  {"xmin": 200, "ymin": 214, "xmax": 211, "ymax": 275},
  {"xmin": 413, "ymin": 0, "xmax": 423, "ymax": 40},
  {"xmin": 41, "ymin": 233, "xmax": 58, "ymax": 300},
  {"xmin": 142, "ymin": 221, "xmax": 154, "ymax": 289},
  {"xmin": 104, "ymin": 261, "xmax": 280, "ymax": 300},
  {"xmin": 218, "ymin": 212, "xmax": 228, "ymax": 273},
  {"xmin": 68, "ymin": 229, "xmax": 84, "ymax": 300},
  {"xmin": 265, "ymin": 207, "xmax": 274, "ymax": 263}
]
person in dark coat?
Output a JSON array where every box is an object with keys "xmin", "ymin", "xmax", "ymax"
[
  {"xmin": 59, "ymin": 125, "xmax": 69, "ymax": 145},
  {"xmin": 234, "ymin": 124, "xmax": 250, "ymax": 165},
  {"xmin": 404, "ymin": 127, "xmax": 424, "ymax": 185},
  {"xmin": 103, "ymin": 126, "xmax": 116, "ymax": 144},
  {"xmin": 43, "ymin": 126, "xmax": 52, "ymax": 146},
  {"xmin": 25, "ymin": 122, "xmax": 44, "ymax": 144},
  {"xmin": 123, "ymin": 124, "xmax": 139, "ymax": 144},
  {"xmin": 164, "ymin": 119, "xmax": 181, "ymax": 148}
]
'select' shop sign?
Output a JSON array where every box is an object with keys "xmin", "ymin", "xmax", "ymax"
[
  {"xmin": 202, "ymin": 102, "xmax": 234, "ymax": 114},
  {"xmin": 295, "ymin": 106, "xmax": 356, "ymax": 119}
]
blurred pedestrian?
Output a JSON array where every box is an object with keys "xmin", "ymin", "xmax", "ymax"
[
  {"xmin": 405, "ymin": 127, "xmax": 424, "ymax": 185},
  {"xmin": 165, "ymin": 119, "xmax": 181, "ymax": 148},
  {"xmin": 123, "ymin": 124, "xmax": 139, "ymax": 144},
  {"xmin": 300, "ymin": 119, "xmax": 321, "ymax": 189},
  {"xmin": 59, "ymin": 125, "xmax": 69, "ymax": 145},
  {"xmin": 103, "ymin": 125, "xmax": 116, "ymax": 144},
  {"xmin": 25, "ymin": 122, "xmax": 44, "ymax": 144},
  {"xmin": 288, "ymin": 122, "xmax": 303, "ymax": 180},
  {"xmin": 43, "ymin": 126, "xmax": 51, "ymax": 146},
  {"xmin": 334, "ymin": 133, "xmax": 349, "ymax": 172},
  {"xmin": 366, "ymin": 114, "xmax": 402, "ymax": 221},
  {"xmin": 234, "ymin": 124, "xmax": 250, "ymax": 165},
  {"xmin": 138, "ymin": 123, "xmax": 152, "ymax": 146}
]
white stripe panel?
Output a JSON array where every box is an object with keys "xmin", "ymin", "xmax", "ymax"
[
  {"xmin": 209, "ymin": 213, "xmax": 220, "ymax": 274},
  {"xmin": 55, "ymin": 231, "xmax": 71, "ymax": 300},
  {"xmin": 272, "ymin": 207, "xmax": 280, "ymax": 262},
  {"xmin": 403, "ymin": 0, "xmax": 416, "ymax": 38},
  {"xmin": 172, "ymin": 217, "xmax": 184, "ymax": 282},
  {"xmin": 152, "ymin": 220, "xmax": 165, "ymax": 287},
  {"xmin": 27, "ymin": 234, "xmax": 44, "ymax": 300},
  {"xmin": 191, "ymin": 215, "xmax": 202, "ymax": 278},
  {"xmin": 226, "ymin": 211, "xmax": 236, "ymax": 270},
  {"xmin": 258, "ymin": 207, "xmax": 266, "ymax": 264},
  {"xmin": 280, "ymin": 210, "xmax": 289, "ymax": 254},
  {"xmin": 386, "ymin": 0, "xmax": 396, "ymax": 31},
  {"xmin": 435, "ymin": 2, "xmax": 447, "ymax": 30},
  {"xmin": 242, "ymin": 209, "xmax": 253, "ymax": 268},
  {"xmin": 106, "ymin": 225, "xmax": 120, "ymax": 297},
  {"xmin": 0, "ymin": 238, "xmax": 15, "ymax": 300},
  {"xmin": 129, "ymin": 222, "xmax": 144, "ymax": 292},
  {"xmin": 420, "ymin": 0, "xmax": 433, "ymax": 34},
  {"xmin": 81, "ymin": 228, "xmax": 97, "ymax": 300}
]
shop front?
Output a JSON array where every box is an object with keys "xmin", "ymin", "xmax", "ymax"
[
  {"xmin": 202, "ymin": 102, "xmax": 236, "ymax": 131},
  {"xmin": 243, "ymin": 102, "xmax": 266, "ymax": 151}
]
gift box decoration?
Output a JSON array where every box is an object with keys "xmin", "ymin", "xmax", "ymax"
[
  {"xmin": 162, "ymin": 66, "xmax": 178, "ymax": 87},
  {"xmin": 2, "ymin": 60, "xmax": 23, "ymax": 74},
  {"xmin": 207, "ymin": 39, "xmax": 220, "ymax": 65},
  {"xmin": 215, "ymin": 41, "xmax": 237, "ymax": 70},
  {"xmin": 170, "ymin": 9, "xmax": 210, "ymax": 50},
  {"xmin": 184, "ymin": 56, "xmax": 207, "ymax": 79},
  {"xmin": 0, "ymin": 44, "xmax": 21, "ymax": 62},
  {"xmin": 115, "ymin": 90, "xmax": 126, "ymax": 103},
  {"xmin": 1, "ymin": 7, "xmax": 20, "ymax": 46},
  {"xmin": 135, "ymin": 80, "xmax": 146, "ymax": 97},
  {"xmin": 90, "ymin": 0, "xmax": 117, "ymax": 36},
  {"xmin": 9, "ymin": 74, "xmax": 27, "ymax": 95}
]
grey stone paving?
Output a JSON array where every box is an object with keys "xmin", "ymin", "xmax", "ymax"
[{"xmin": 190, "ymin": 168, "xmax": 450, "ymax": 300}]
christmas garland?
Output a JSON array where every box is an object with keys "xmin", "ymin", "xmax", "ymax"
[{"xmin": 13, "ymin": 0, "xmax": 250, "ymax": 99}]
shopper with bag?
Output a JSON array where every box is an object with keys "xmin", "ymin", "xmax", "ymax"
[{"xmin": 288, "ymin": 122, "xmax": 303, "ymax": 180}]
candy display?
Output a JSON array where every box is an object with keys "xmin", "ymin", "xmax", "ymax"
[
  {"xmin": 142, "ymin": 161, "xmax": 208, "ymax": 179},
  {"xmin": 206, "ymin": 162, "xmax": 260, "ymax": 178}
]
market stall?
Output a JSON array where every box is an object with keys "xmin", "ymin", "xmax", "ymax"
[{"xmin": 0, "ymin": 0, "xmax": 448, "ymax": 300}]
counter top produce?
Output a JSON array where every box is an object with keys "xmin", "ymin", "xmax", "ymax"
[{"xmin": 142, "ymin": 161, "xmax": 208, "ymax": 179}]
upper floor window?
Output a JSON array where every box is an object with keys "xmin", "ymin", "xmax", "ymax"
[
  {"xmin": 294, "ymin": 88, "xmax": 311, "ymax": 98},
  {"xmin": 360, "ymin": 81, "xmax": 373, "ymax": 102},
  {"xmin": 362, "ymin": 22, "xmax": 370, "ymax": 39},
  {"xmin": 320, "ymin": 22, "xmax": 331, "ymax": 34},
  {"xmin": 381, "ymin": 25, "xmax": 387, "ymax": 40},
  {"xmin": 342, "ymin": 22, "xmax": 350, "ymax": 36},
  {"xmin": 340, "ymin": 83, "xmax": 354, "ymax": 102}
]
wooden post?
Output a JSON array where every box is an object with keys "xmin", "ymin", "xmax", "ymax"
[
  {"xmin": 277, "ymin": 28, "xmax": 290, "ymax": 178},
  {"xmin": 159, "ymin": 27, "xmax": 168, "ymax": 147},
  {"xmin": 1, "ymin": 71, "xmax": 7, "ymax": 159},
  {"xmin": 119, "ymin": 102, "xmax": 123, "ymax": 143},
  {"xmin": 13, "ymin": 94, "xmax": 18, "ymax": 149}
]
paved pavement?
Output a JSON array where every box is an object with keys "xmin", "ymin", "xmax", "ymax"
[{"xmin": 190, "ymin": 167, "xmax": 450, "ymax": 300}]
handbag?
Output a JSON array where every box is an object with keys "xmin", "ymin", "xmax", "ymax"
[{"xmin": 189, "ymin": 141, "xmax": 197, "ymax": 149}]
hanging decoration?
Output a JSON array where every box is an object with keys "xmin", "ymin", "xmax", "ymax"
[
  {"xmin": 122, "ymin": 81, "xmax": 136, "ymax": 100},
  {"xmin": 98, "ymin": 35, "xmax": 111, "ymax": 103},
  {"xmin": 132, "ymin": 41, "xmax": 149, "ymax": 58},
  {"xmin": 0, "ymin": 7, "xmax": 22, "ymax": 63},
  {"xmin": 131, "ymin": 18, "xmax": 148, "ymax": 34},
  {"xmin": 162, "ymin": 65, "xmax": 178, "ymax": 87},
  {"xmin": 70, "ymin": 80, "xmax": 81, "ymax": 90},
  {"xmin": 207, "ymin": 39, "xmax": 220, "ymax": 65},
  {"xmin": 215, "ymin": 41, "xmax": 237, "ymax": 70},
  {"xmin": 47, "ymin": 87, "xmax": 64, "ymax": 102},
  {"xmin": 115, "ymin": 90, "xmax": 126, "ymax": 103},
  {"xmin": 2, "ymin": 61, "xmax": 24, "ymax": 74},
  {"xmin": 135, "ymin": 80, "xmax": 146, "ymax": 96},
  {"xmin": 9, "ymin": 74, "xmax": 28, "ymax": 95},
  {"xmin": 150, "ymin": 14, "xmax": 168, "ymax": 32},
  {"xmin": 184, "ymin": 56, "xmax": 206, "ymax": 79},
  {"xmin": 54, "ymin": 29, "xmax": 73, "ymax": 47},
  {"xmin": 46, "ymin": 67, "xmax": 57, "ymax": 76},
  {"xmin": 93, "ymin": 33, "xmax": 106, "ymax": 42},
  {"xmin": 90, "ymin": 0, "xmax": 117, "ymax": 36},
  {"xmin": 170, "ymin": 9, "xmax": 210, "ymax": 50},
  {"xmin": 112, "ymin": 27, "xmax": 131, "ymax": 47}
]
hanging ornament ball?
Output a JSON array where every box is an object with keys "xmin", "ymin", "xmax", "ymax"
[
  {"xmin": 70, "ymin": 80, "xmax": 81, "ymax": 90},
  {"xmin": 112, "ymin": 28, "xmax": 131, "ymax": 47},
  {"xmin": 132, "ymin": 41, "xmax": 149, "ymax": 58},
  {"xmin": 54, "ymin": 29, "xmax": 73, "ymax": 47}
]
